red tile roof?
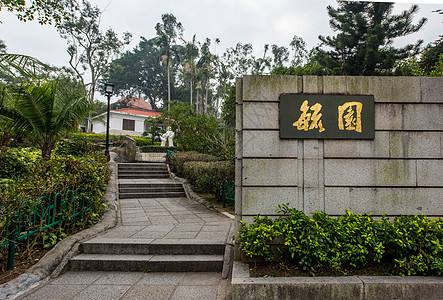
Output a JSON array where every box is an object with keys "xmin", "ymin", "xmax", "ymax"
[
  {"xmin": 113, "ymin": 108, "xmax": 161, "ymax": 117},
  {"xmin": 113, "ymin": 96, "xmax": 154, "ymax": 111}
]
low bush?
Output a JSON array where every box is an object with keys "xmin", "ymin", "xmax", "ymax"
[
  {"xmin": 182, "ymin": 160, "xmax": 234, "ymax": 200},
  {"xmin": 169, "ymin": 151, "xmax": 219, "ymax": 176},
  {"xmin": 132, "ymin": 136, "xmax": 154, "ymax": 147},
  {"xmin": 140, "ymin": 145, "xmax": 177, "ymax": 153},
  {"xmin": 0, "ymin": 148, "xmax": 110, "ymax": 270},
  {"xmin": 239, "ymin": 204, "xmax": 443, "ymax": 276},
  {"xmin": 54, "ymin": 134, "xmax": 100, "ymax": 157}
]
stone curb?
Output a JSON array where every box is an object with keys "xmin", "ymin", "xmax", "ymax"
[
  {"xmin": 231, "ymin": 262, "xmax": 443, "ymax": 300},
  {"xmin": 0, "ymin": 160, "xmax": 119, "ymax": 300}
]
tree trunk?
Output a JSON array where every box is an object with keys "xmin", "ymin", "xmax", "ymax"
[
  {"xmin": 41, "ymin": 140, "xmax": 53, "ymax": 161},
  {"xmin": 190, "ymin": 81, "xmax": 193, "ymax": 106},
  {"xmin": 167, "ymin": 64, "xmax": 171, "ymax": 110}
]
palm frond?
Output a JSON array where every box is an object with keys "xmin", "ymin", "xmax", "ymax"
[{"xmin": 0, "ymin": 53, "xmax": 52, "ymax": 79}]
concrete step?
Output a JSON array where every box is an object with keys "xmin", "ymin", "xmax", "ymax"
[
  {"xmin": 118, "ymin": 174, "xmax": 170, "ymax": 179},
  {"xmin": 118, "ymin": 191, "xmax": 186, "ymax": 199},
  {"xmin": 119, "ymin": 187, "xmax": 185, "ymax": 193},
  {"xmin": 118, "ymin": 166, "xmax": 168, "ymax": 172},
  {"xmin": 119, "ymin": 183, "xmax": 183, "ymax": 189},
  {"xmin": 81, "ymin": 239, "xmax": 226, "ymax": 255},
  {"xmin": 118, "ymin": 164, "xmax": 167, "ymax": 169},
  {"xmin": 70, "ymin": 254, "xmax": 224, "ymax": 272}
]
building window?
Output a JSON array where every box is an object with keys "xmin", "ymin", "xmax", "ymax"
[{"xmin": 123, "ymin": 119, "xmax": 135, "ymax": 131}]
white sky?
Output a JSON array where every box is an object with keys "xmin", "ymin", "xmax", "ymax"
[{"xmin": 0, "ymin": 0, "xmax": 442, "ymax": 102}]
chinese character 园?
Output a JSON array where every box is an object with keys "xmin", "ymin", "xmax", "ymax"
[{"xmin": 338, "ymin": 101, "xmax": 363, "ymax": 133}]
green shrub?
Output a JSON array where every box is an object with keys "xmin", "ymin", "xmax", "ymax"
[
  {"xmin": 239, "ymin": 205, "xmax": 443, "ymax": 276},
  {"xmin": 0, "ymin": 147, "xmax": 40, "ymax": 179},
  {"xmin": 0, "ymin": 149, "xmax": 110, "ymax": 249},
  {"xmin": 140, "ymin": 145, "xmax": 177, "ymax": 153},
  {"xmin": 169, "ymin": 151, "xmax": 219, "ymax": 176},
  {"xmin": 54, "ymin": 134, "xmax": 100, "ymax": 157},
  {"xmin": 182, "ymin": 160, "xmax": 234, "ymax": 200},
  {"xmin": 132, "ymin": 136, "xmax": 154, "ymax": 147}
]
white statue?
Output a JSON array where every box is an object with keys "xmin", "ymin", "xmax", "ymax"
[
  {"xmin": 166, "ymin": 129, "xmax": 174, "ymax": 147},
  {"xmin": 160, "ymin": 127, "xmax": 174, "ymax": 147},
  {"xmin": 160, "ymin": 133, "xmax": 167, "ymax": 147}
]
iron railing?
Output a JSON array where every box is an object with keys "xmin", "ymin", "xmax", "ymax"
[
  {"xmin": 222, "ymin": 180, "xmax": 235, "ymax": 208},
  {"xmin": 0, "ymin": 188, "xmax": 90, "ymax": 270}
]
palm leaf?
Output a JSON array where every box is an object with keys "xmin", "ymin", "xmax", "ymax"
[{"xmin": 0, "ymin": 53, "xmax": 52, "ymax": 79}]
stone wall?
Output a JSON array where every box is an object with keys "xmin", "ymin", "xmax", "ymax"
[{"xmin": 235, "ymin": 75, "xmax": 443, "ymax": 225}]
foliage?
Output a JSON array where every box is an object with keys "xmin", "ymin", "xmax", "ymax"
[
  {"xmin": 169, "ymin": 151, "xmax": 219, "ymax": 176},
  {"xmin": 58, "ymin": 0, "xmax": 131, "ymax": 108},
  {"xmin": 54, "ymin": 133, "xmax": 99, "ymax": 157},
  {"xmin": 315, "ymin": 1, "xmax": 427, "ymax": 75},
  {"xmin": 239, "ymin": 205, "xmax": 443, "ymax": 276},
  {"xmin": 0, "ymin": 0, "xmax": 75, "ymax": 27},
  {"xmin": 159, "ymin": 103, "xmax": 232, "ymax": 159},
  {"xmin": 140, "ymin": 145, "xmax": 176, "ymax": 153},
  {"xmin": 103, "ymin": 37, "xmax": 168, "ymax": 111},
  {"xmin": 0, "ymin": 79, "xmax": 90, "ymax": 159},
  {"xmin": 0, "ymin": 53, "xmax": 51, "ymax": 81},
  {"xmin": 182, "ymin": 160, "xmax": 234, "ymax": 200},
  {"xmin": 0, "ymin": 148, "xmax": 110, "ymax": 269},
  {"xmin": 132, "ymin": 136, "xmax": 155, "ymax": 147},
  {"xmin": 221, "ymin": 84, "xmax": 235, "ymax": 131}
]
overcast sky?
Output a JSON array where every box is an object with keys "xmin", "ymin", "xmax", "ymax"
[{"xmin": 1, "ymin": 0, "xmax": 442, "ymax": 65}]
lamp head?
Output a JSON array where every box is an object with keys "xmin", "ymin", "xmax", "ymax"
[{"xmin": 105, "ymin": 83, "xmax": 114, "ymax": 95}]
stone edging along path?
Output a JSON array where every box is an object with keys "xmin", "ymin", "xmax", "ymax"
[
  {"xmin": 231, "ymin": 261, "xmax": 443, "ymax": 300},
  {"xmin": 0, "ymin": 158, "xmax": 119, "ymax": 300}
]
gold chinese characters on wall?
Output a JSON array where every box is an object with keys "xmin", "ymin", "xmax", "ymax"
[{"xmin": 280, "ymin": 94, "xmax": 374, "ymax": 139}]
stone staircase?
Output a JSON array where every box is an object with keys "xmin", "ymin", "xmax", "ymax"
[
  {"xmin": 70, "ymin": 239, "xmax": 225, "ymax": 272},
  {"xmin": 118, "ymin": 162, "xmax": 169, "ymax": 179},
  {"xmin": 69, "ymin": 162, "xmax": 228, "ymax": 273}
]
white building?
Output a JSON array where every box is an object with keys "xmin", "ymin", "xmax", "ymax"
[{"xmin": 91, "ymin": 97, "xmax": 161, "ymax": 136}]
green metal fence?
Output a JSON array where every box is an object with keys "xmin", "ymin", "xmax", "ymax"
[
  {"xmin": 222, "ymin": 180, "xmax": 235, "ymax": 208},
  {"xmin": 0, "ymin": 187, "xmax": 90, "ymax": 270}
]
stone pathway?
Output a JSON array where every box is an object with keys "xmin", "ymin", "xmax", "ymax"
[
  {"xmin": 19, "ymin": 271, "xmax": 229, "ymax": 300},
  {"xmin": 17, "ymin": 163, "xmax": 234, "ymax": 300}
]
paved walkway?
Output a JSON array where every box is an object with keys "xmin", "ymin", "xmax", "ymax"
[{"xmin": 17, "ymin": 176, "xmax": 234, "ymax": 300}]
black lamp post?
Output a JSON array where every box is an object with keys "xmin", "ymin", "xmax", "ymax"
[{"xmin": 104, "ymin": 83, "xmax": 114, "ymax": 160}]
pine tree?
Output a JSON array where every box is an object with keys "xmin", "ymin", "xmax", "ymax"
[{"xmin": 316, "ymin": 1, "xmax": 427, "ymax": 75}]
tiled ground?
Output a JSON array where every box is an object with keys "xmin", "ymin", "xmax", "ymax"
[
  {"xmin": 18, "ymin": 176, "xmax": 233, "ymax": 300},
  {"xmin": 19, "ymin": 271, "xmax": 229, "ymax": 300}
]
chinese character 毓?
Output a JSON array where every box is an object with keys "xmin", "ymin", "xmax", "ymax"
[{"xmin": 292, "ymin": 100, "xmax": 325, "ymax": 132}]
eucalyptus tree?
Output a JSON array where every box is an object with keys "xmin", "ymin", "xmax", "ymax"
[
  {"xmin": 316, "ymin": 1, "xmax": 427, "ymax": 75},
  {"xmin": 155, "ymin": 13, "xmax": 183, "ymax": 110},
  {"xmin": 58, "ymin": 0, "xmax": 131, "ymax": 130}
]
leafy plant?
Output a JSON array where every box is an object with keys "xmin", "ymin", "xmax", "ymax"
[{"xmin": 238, "ymin": 205, "xmax": 443, "ymax": 276}]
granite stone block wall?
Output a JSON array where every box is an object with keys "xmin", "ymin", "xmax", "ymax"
[{"xmin": 236, "ymin": 75, "xmax": 443, "ymax": 226}]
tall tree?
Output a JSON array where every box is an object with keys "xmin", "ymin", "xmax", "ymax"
[
  {"xmin": 316, "ymin": 1, "xmax": 427, "ymax": 75},
  {"xmin": 58, "ymin": 0, "xmax": 131, "ymax": 129},
  {"xmin": 155, "ymin": 13, "xmax": 183, "ymax": 110},
  {"xmin": 103, "ymin": 37, "xmax": 167, "ymax": 111}
]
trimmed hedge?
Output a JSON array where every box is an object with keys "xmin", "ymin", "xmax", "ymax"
[
  {"xmin": 239, "ymin": 204, "xmax": 443, "ymax": 276},
  {"xmin": 169, "ymin": 151, "xmax": 219, "ymax": 176},
  {"xmin": 140, "ymin": 145, "xmax": 177, "ymax": 153},
  {"xmin": 183, "ymin": 160, "xmax": 234, "ymax": 200}
]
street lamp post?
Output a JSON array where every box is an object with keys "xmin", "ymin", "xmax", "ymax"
[{"xmin": 104, "ymin": 83, "xmax": 114, "ymax": 160}]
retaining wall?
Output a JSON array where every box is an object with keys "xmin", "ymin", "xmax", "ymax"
[{"xmin": 235, "ymin": 75, "xmax": 443, "ymax": 225}]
